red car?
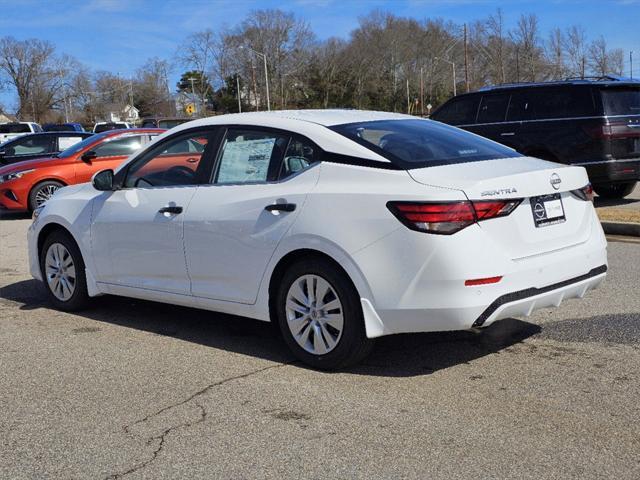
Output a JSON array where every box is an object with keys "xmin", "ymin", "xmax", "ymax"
[{"xmin": 0, "ymin": 129, "xmax": 165, "ymax": 212}]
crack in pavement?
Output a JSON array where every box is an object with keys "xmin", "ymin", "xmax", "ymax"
[{"xmin": 104, "ymin": 362, "xmax": 292, "ymax": 479}]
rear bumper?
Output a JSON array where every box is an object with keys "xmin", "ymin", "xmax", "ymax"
[
  {"xmin": 472, "ymin": 265, "xmax": 606, "ymax": 327},
  {"xmin": 355, "ymin": 208, "xmax": 607, "ymax": 338},
  {"xmin": 579, "ymin": 158, "xmax": 640, "ymax": 184}
]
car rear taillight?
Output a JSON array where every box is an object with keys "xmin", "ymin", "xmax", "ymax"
[
  {"xmin": 584, "ymin": 121, "xmax": 640, "ymax": 139},
  {"xmin": 387, "ymin": 199, "xmax": 521, "ymax": 234},
  {"xmin": 570, "ymin": 183, "xmax": 594, "ymax": 202}
]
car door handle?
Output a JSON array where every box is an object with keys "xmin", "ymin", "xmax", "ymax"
[
  {"xmin": 186, "ymin": 157, "xmax": 198, "ymax": 163},
  {"xmin": 500, "ymin": 132, "xmax": 516, "ymax": 136},
  {"xmin": 265, "ymin": 203, "xmax": 296, "ymax": 212},
  {"xmin": 158, "ymin": 206, "xmax": 183, "ymax": 214}
]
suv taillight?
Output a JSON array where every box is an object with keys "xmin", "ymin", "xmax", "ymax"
[
  {"xmin": 585, "ymin": 121, "xmax": 640, "ymax": 139},
  {"xmin": 387, "ymin": 199, "xmax": 522, "ymax": 234}
]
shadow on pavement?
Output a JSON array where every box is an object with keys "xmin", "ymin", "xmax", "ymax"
[
  {"xmin": 0, "ymin": 211, "xmax": 31, "ymax": 221},
  {"xmin": 0, "ymin": 278, "xmax": 541, "ymax": 377}
]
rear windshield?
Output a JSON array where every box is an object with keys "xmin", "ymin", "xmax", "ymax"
[
  {"xmin": 331, "ymin": 119, "xmax": 521, "ymax": 169},
  {"xmin": 0, "ymin": 124, "xmax": 30, "ymax": 133},
  {"xmin": 94, "ymin": 123, "xmax": 128, "ymax": 133},
  {"xmin": 158, "ymin": 119, "xmax": 186, "ymax": 129},
  {"xmin": 601, "ymin": 88, "xmax": 640, "ymax": 116},
  {"xmin": 43, "ymin": 124, "xmax": 77, "ymax": 132}
]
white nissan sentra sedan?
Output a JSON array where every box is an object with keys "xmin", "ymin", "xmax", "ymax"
[{"xmin": 28, "ymin": 110, "xmax": 607, "ymax": 369}]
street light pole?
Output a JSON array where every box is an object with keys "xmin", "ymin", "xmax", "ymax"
[
  {"xmin": 435, "ymin": 57, "xmax": 457, "ymax": 97},
  {"xmin": 241, "ymin": 46, "xmax": 270, "ymax": 111},
  {"xmin": 236, "ymin": 74, "xmax": 242, "ymax": 113}
]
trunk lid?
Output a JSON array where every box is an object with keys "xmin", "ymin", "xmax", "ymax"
[{"xmin": 408, "ymin": 157, "xmax": 594, "ymax": 259}]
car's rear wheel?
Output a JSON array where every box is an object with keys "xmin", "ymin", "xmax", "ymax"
[
  {"xmin": 276, "ymin": 258, "xmax": 374, "ymax": 370},
  {"xmin": 29, "ymin": 180, "xmax": 64, "ymax": 211},
  {"xmin": 40, "ymin": 230, "xmax": 89, "ymax": 311},
  {"xmin": 593, "ymin": 181, "xmax": 637, "ymax": 199}
]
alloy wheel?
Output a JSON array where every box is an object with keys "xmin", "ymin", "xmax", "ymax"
[
  {"xmin": 285, "ymin": 274, "xmax": 344, "ymax": 355},
  {"xmin": 45, "ymin": 243, "xmax": 76, "ymax": 301},
  {"xmin": 35, "ymin": 184, "xmax": 60, "ymax": 207}
]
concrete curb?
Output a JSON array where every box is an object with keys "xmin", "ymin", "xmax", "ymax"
[{"xmin": 601, "ymin": 221, "xmax": 640, "ymax": 237}]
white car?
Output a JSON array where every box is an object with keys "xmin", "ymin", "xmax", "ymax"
[
  {"xmin": 0, "ymin": 122, "xmax": 42, "ymax": 143},
  {"xmin": 28, "ymin": 110, "xmax": 607, "ymax": 369}
]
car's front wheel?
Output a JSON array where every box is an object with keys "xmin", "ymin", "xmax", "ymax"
[
  {"xmin": 276, "ymin": 258, "xmax": 374, "ymax": 370},
  {"xmin": 593, "ymin": 181, "xmax": 637, "ymax": 199},
  {"xmin": 29, "ymin": 180, "xmax": 64, "ymax": 211},
  {"xmin": 40, "ymin": 229, "xmax": 90, "ymax": 311}
]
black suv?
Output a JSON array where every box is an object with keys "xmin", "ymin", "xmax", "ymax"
[{"xmin": 431, "ymin": 77, "xmax": 640, "ymax": 198}]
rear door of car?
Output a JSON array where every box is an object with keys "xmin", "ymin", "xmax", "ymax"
[
  {"xmin": 514, "ymin": 86, "xmax": 600, "ymax": 164},
  {"xmin": 183, "ymin": 127, "xmax": 320, "ymax": 304}
]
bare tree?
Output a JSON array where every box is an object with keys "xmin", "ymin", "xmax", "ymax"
[
  {"xmin": 0, "ymin": 36, "xmax": 72, "ymax": 121},
  {"xmin": 564, "ymin": 25, "xmax": 588, "ymax": 78},
  {"xmin": 588, "ymin": 36, "xmax": 624, "ymax": 76}
]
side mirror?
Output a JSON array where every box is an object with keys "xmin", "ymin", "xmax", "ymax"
[
  {"xmin": 92, "ymin": 169, "xmax": 114, "ymax": 191},
  {"xmin": 81, "ymin": 151, "xmax": 97, "ymax": 162}
]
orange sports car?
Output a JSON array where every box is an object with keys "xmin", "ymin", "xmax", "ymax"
[{"xmin": 0, "ymin": 128, "xmax": 165, "ymax": 212}]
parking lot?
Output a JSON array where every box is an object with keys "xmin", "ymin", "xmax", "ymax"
[{"xmin": 0, "ymin": 215, "xmax": 638, "ymax": 479}]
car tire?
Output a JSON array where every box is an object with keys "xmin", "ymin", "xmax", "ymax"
[
  {"xmin": 40, "ymin": 229, "xmax": 90, "ymax": 312},
  {"xmin": 593, "ymin": 181, "xmax": 637, "ymax": 199},
  {"xmin": 29, "ymin": 180, "xmax": 64, "ymax": 212},
  {"xmin": 276, "ymin": 257, "xmax": 374, "ymax": 370}
]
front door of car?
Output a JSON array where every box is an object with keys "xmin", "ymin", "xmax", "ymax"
[
  {"xmin": 74, "ymin": 134, "xmax": 149, "ymax": 184},
  {"xmin": 90, "ymin": 129, "xmax": 217, "ymax": 295},
  {"xmin": 184, "ymin": 128, "xmax": 320, "ymax": 304}
]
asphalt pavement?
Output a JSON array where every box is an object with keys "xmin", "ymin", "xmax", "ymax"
[{"xmin": 0, "ymin": 218, "xmax": 639, "ymax": 479}]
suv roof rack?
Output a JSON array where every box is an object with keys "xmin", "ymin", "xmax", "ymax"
[{"xmin": 477, "ymin": 75, "xmax": 639, "ymax": 92}]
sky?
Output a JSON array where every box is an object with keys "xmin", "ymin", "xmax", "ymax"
[{"xmin": 0, "ymin": 0, "xmax": 638, "ymax": 110}]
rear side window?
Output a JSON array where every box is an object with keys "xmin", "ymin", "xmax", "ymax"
[
  {"xmin": 214, "ymin": 129, "xmax": 289, "ymax": 184},
  {"xmin": 331, "ymin": 119, "xmax": 521, "ymax": 169},
  {"xmin": 432, "ymin": 96, "xmax": 479, "ymax": 125},
  {"xmin": 10, "ymin": 135, "xmax": 53, "ymax": 155},
  {"xmin": 279, "ymin": 137, "xmax": 317, "ymax": 180},
  {"xmin": 477, "ymin": 94, "xmax": 509, "ymax": 123},
  {"xmin": 0, "ymin": 124, "xmax": 30, "ymax": 133},
  {"xmin": 600, "ymin": 88, "xmax": 640, "ymax": 116},
  {"xmin": 532, "ymin": 87, "xmax": 595, "ymax": 119}
]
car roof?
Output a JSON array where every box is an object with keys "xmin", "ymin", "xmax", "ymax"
[
  {"xmin": 474, "ymin": 77, "xmax": 640, "ymax": 94},
  {"xmin": 180, "ymin": 109, "xmax": 415, "ymax": 129}
]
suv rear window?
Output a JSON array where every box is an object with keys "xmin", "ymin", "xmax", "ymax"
[
  {"xmin": 331, "ymin": 119, "xmax": 521, "ymax": 169},
  {"xmin": 0, "ymin": 124, "xmax": 30, "ymax": 133},
  {"xmin": 601, "ymin": 88, "xmax": 640, "ymax": 116}
]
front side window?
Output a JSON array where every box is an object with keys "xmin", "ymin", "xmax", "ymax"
[
  {"xmin": 433, "ymin": 96, "xmax": 480, "ymax": 125},
  {"xmin": 93, "ymin": 135, "xmax": 144, "ymax": 157},
  {"xmin": 214, "ymin": 129, "xmax": 288, "ymax": 184},
  {"xmin": 9, "ymin": 135, "xmax": 53, "ymax": 155},
  {"xmin": 332, "ymin": 119, "xmax": 521, "ymax": 169},
  {"xmin": 124, "ymin": 130, "xmax": 213, "ymax": 188}
]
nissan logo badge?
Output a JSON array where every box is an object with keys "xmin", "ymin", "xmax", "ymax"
[{"xmin": 550, "ymin": 173, "xmax": 561, "ymax": 190}]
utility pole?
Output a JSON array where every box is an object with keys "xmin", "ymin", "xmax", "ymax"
[
  {"xmin": 236, "ymin": 74, "xmax": 242, "ymax": 113},
  {"xmin": 464, "ymin": 23, "xmax": 470, "ymax": 92},
  {"xmin": 420, "ymin": 66, "xmax": 424, "ymax": 116},
  {"xmin": 631, "ymin": 51, "xmax": 634, "ymax": 80},
  {"xmin": 406, "ymin": 78, "xmax": 410, "ymax": 114}
]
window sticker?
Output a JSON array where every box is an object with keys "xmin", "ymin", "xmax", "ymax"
[{"xmin": 217, "ymin": 137, "xmax": 275, "ymax": 183}]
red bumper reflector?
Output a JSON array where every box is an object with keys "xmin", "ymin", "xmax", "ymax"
[{"xmin": 465, "ymin": 276, "xmax": 503, "ymax": 286}]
